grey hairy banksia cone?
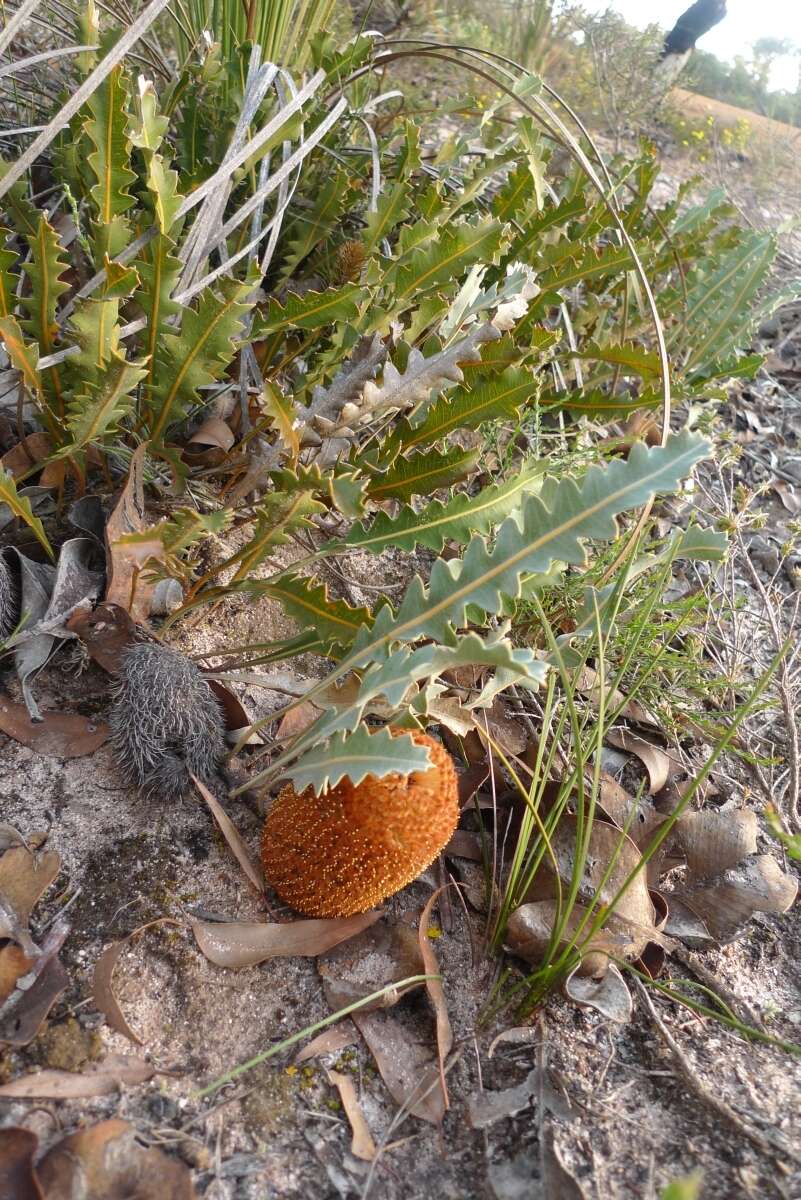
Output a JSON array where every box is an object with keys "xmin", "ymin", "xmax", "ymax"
[
  {"xmin": 0, "ymin": 552, "xmax": 18, "ymax": 640},
  {"xmin": 110, "ymin": 643, "xmax": 226, "ymax": 797}
]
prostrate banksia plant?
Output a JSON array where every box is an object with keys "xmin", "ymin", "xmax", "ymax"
[
  {"xmin": 261, "ymin": 731, "xmax": 459, "ymax": 916},
  {"xmin": 110, "ymin": 643, "xmax": 226, "ymax": 798}
]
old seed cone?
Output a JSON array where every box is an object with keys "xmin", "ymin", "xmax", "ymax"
[{"xmin": 261, "ymin": 730, "xmax": 458, "ymax": 916}]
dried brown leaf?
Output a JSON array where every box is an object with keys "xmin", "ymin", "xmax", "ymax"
[
  {"xmin": 0, "ymin": 953, "xmax": 69, "ymax": 1047},
  {"xmin": 192, "ymin": 774, "xmax": 264, "ymax": 894},
  {"xmin": 605, "ymin": 729, "xmax": 677, "ymax": 793},
  {"xmin": 674, "ymin": 854, "xmax": 798, "ymax": 942},
  {"xmin": 352, "ymin": 1008, "xmax": 446, "ymax": 1125},
  {"xmin": 0, "ymin": 845, "xmax": 60, "ymax": 927},
  {"xmin": 191, "ymin": 910, "xmax": 382, "ymax": 968},
  {"xmin": 418, "ymin": 889, "xmax": 452, "ymax": 1113},
  {"xmin": 183, "ymin": 417, "xmax": 235, "ymax": 467},
  {"xmin": 0, "ymin": 1127, "xmax": 41, "ymax": 1200},
  {"xmin": 671, "ymin": 809, "xmax": 758, "ymax": 881},
  {"xmin": 34, "ymin": 1118, "xmax": 195, "ymax": 1199},
  {"xmin": 0, "ymin": 1056, "xmax": 155, "ymax": 1099},
  {"xmin": 0, "ymin": 698, "xmax": 110, "ymax": 758},
  {"xmin": 104, "ymin": 444, "xmax": 165, "ymax": 623},
  {"xmin": 0, "ymin": 943, "xmax": 34, "ymax": 1003},
  {"xmin": 327, "ymin": 1069, "xmax": 377, "ymax": 1161}
]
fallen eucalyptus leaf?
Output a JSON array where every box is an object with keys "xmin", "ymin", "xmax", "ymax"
[
  {"xmin": 104, "ymin": 444, "xmax": 165, "ymax": 623},
  {"xmin": 418, "ymin": 889, "xmax": 452, "ymax": 1114},
  {"xmin": 352, "ymin": 1006, "xmax": 446, "ymax": 1125},
  {"xmin": 605, "ymin": 730, "xmax": 678, "ymax": 794},
  {"xmin": 0, "ymin": 1055, "xmax": 155, "ymax": 1098},
  {"xmin": 191, "ymin": 910, "xmax": 382, "ymax": 968},
  {"xmin": 318, "ymin": 919, "xmax": 424, "ymax": 1011},
  {"xmin": 0, "ymin": 844, "xmax": 60, "ymax": 928}
]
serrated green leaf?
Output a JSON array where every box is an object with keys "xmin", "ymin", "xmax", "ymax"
[
  {"xmin": 130, "ymin": 78, "xmax": 169, "ymax": 153},
  {"xmin": 228, "ymin": 491, "xmax": 324, "ymax": 583},
  {"xmin": 341, "ymin": 463, "xmax": 545, "ymax": 555},
  {"xmin": 260, "ymin": 574, "xmax": 373, "ymax": 651},
  {"xmin": 0, "ymin": 316, "xmax": 40, "ymax": 398},
  {"xmin": 402, "ymin": 366, "xmax": 536, "ymax": 451},
  {"xmin": 20, "ymin": 215, "xmax": 70, "ymax": 415},
  {"xmin": 255, "ymin": 283, "xmax": 362, "ymax": 335},
  {"xmin": 539, "ymin": 243, "xmax": 634, "ymax": 291},
  {"xmin": 83, "ymin": 61, "xmax": 137, "ymax": 259},
  {"xmin": 571, "ymin": 341, "xmax": 661, "ymax": 378},
  {"xmin": 280, "ymin": 168, "xmax": 350, "ymax": 280},
  {"xmin": 354, "ymin": 431, "xmax": 710, "ymax": 651},
  {"xmin": 366, "ymin": 445, "xmax": 480, "ymax": 503},
  {"xmin": 134, "ymin": 232, "xmax": 183, "ymax": 409},
  {"xmin": 261, "ymin": 380, "xmax": 299, "ymax": 458},
  {"xmin": 146, "ymin": 278, "xmax": 253, "ymax": 445},
  {"xmin": 286, "ymin": 726, "xmax": 432, "ymax": 793},
  {"xmin": 58, "ymin": 352, "xmax": 147, "ymax": 453},
  {"xmin": 0, "ymin": 466, "xmax": 53, "ymax": 557},
  {"xmin": 147, "ymin": 154, "xmax": 183, "ymax": 234},
  {"xmin": 539, "ymin": 388, "xmax": 662, "ymax": 418},
  {"xmin": 0, "ymin": 234, "xmax": 18, "ymax": 319},
  {"xmin": 386, "ymin": 217, "xmax": 508, "ymax": 308}
]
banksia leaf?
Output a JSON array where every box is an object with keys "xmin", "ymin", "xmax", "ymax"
[
  {"xmin": 278, "ymin": 725, "xmax": 435, "ymax": 796},
  {"xmin": 255, "ymin": 283, "xmax": 362, "ymax": 335},
  {"xmin": 340, "ymin": 464, "xmax": 545, "ymax": 556},
  {"xmin": 20, "ymin": 215, "xmax": 70, "ymax": 415},
  {"xmin": 571, "ymin": 341, "xmax": 662, "ymax": 379},
  {"xmin": 0, "ymin": 316, "xmax": 41, "ymax": 400},
  {"xmin": 225, "ymin": 491, "xmax": 325, "ymax": 583},
  {"xmin": 57, "ymin": 352, "xmax": 148, "ymax": 454},
  {"xmin": 366, "ymin": 445, "xmax": 480, "ymax": 503},
  {"xmin": 538, "ymin": 243, "xmax": 635, "ymax": 291},
  {"xmin": 279, "ymin": 168, "xmax": 350, "ymax": 280},
  {"xmin": 397, "ymin": 366, "xmax": 537, "ymax": 453},
  {"xmin": 385, "ymin": 216, "xmax": 508, "ymax": 309},
  {"xmin": 0, "ymin": 232, "xmax": 18, "ymax": 319},
  {"xmin": 134, "ymin": 233, "xmax": 183, "ymax": 404},
  {"xmin": 130, "ymin": 77, "xmax": 169, "ymax": 153},
  {"xmin": 258, "ymin": 574, "xmax": 373, "ymax": 654},
  {"xmin": 0, "ymin": 467, "xmax": 53, "ymax": 557},
  {"xmin": 539, "ymin": 388, "xmax": 663, "ymax": 418},
  {"xmin": 146, "ymin": 278, "xmax": 252, "ymax": 445},
  {"xmin": 84, "ymin": 60, "xmax": 138, "ymax": 259}
]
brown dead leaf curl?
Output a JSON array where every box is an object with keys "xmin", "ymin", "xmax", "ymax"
[{"xmin": 262, "ymin": 731, "xmax": 458, "ymax": 916}]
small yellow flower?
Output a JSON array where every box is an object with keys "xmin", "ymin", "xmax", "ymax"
[
  {"xmin": 285, "ymin": 1065, "xmax": 298, "ymax": 1077},
  {"xmin": 427, "ymin": 924, "xmax": 443, "ymax": 939}
]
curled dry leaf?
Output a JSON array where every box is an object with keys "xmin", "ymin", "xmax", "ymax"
[
  {"xmin": 1, "ymin": 431, "xmax": 52, "ymax": 478},
  {"xmin": 605, "ymin": 729, "xmax": 678, "ymax": 794},
  {"xmin": 191, "ymin": 910, "xmax": 382, "ymax": 968},
  {"xmin": 564, "ymin": 962, "xmax": 633, "ymax": 1023},
  {"xmin": 326, "ymin": 1069, "xmax": 377, "ymax": 1161},
  {"xmin": 0, "ymin": 921, "xmax": 70, "ymax": 1046},
  {"xmin": 0, "ymin": 1055, "xmax": 155, "ymax": 1099},
  {"xmin": 673, "ymin": 854, "xmax": 798, "ymax": 943},
  {"xmin": 577, "ymin": 667, "xmax": 658, "ymax": 727},
  {"xmin": 317, "ymin": 918, "xmax": 444, "ymax": 1124},
  {"xmin": 487, "ymin": 1026, "xmax": 540, "ymax": 1058},
  {"xmin": 192, "ymin": 774, "xmax": 264, "ymax": 895},
  {"xmin": 0, "ymin": 1127, "xmax": 40, "ymax": 1200},
  {"xmin": 104, "ymin": 444, "xmax": 167, "ymax": 623},
  {"xmin": 35, "ymin": 1118, "xmax": 196, "ymax": 1200},
  {"xmin": 0, "ymin": 845, "xmax": 60, "ymax": 928},
  {"xmin": 0, "ymin": 698, "xmax": 110, "ymax": 758},
  {"xmin": 184, "ymin": 416, "xmax": 235, "ymax": 467},
  {"xmin": 670, "ymin": 808, "xmax": 758, "ymax": 880},
  {"xmin": 295, "ymin": 1020, "xmax": 358, "ymax": 1064},
  {"xmin": 207, "ymin": 679, "xmax": 262, "ymax": 745}
]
